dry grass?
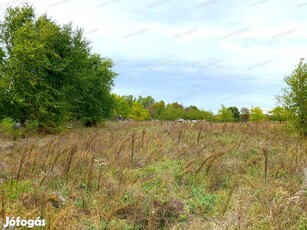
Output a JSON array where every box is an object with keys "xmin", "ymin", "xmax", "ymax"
[{"xmin": 0, "ymin": 121, "xmax": 306, "ymax": 229}]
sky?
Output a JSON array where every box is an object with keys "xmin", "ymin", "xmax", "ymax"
[{"xmin": 1, "ymin": 0, "xmax": 306, "ymax": 113}]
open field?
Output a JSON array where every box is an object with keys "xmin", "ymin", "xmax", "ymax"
[{"xmin": 0, "ymin": 121, "xmax": 306, "ymax": 229}]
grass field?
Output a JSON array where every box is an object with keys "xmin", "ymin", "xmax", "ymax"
[{"xmin": 0, "ymin": 121, "xmax": 306, "ymax": 229}]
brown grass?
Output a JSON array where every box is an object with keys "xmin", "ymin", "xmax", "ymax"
[{"xmin": 0, "ymin": 121, "xmax": 306, "ymax": 229}]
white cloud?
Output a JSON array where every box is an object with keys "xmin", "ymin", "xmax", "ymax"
[{"xmin": 1, "ymin": 0, "xmax": 306, "ymax": 111}]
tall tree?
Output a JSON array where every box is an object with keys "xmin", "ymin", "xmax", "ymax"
[
  {"xmin": 170, "ymin": 102, "xmax": 184, "ymax": 111},
  {"xmin": 0, "ymin": 47, "xmax": 5, "ymax": 119},
  {"xmin": 216, "ymin": 105, "xmax": 234, "ymax": 122},
  {"xmin": 228, "ymin": 106, "xmax": 240, "ymax": 121},
  {"xmin": 200, "ymin": 110, "xmax": 214, "ymax": 121},
  {"xmin": 137, "ymin": 95, "xmax": 155, "ymax": 108},
  {"xmin": 159, "ymin": 103, "xmax": 184, "ymax": 120},
  {"xmin": 0, "ymin": 5, "xmax": 116, "ymax": 128},
  {"xmin": 184, "ymin": 105, "xmax": 203, "ymax": 120},
  {"xmin": 63, "ymin": 54, "xmax": 116, "ymax": 126},
  {"xmin": 112, "ymin": 94, "xmax": 131, "ymax": 119},
  {"xmin": 250, "ymin": 106, "xmax": 266, "ymax": 122},
  {"xmin": 278, "ymin": 58, "xmax": 307, "ymax": 136},
  {"xmin": 122, "ymin": 95, "xmax": 135, "ymax": 107},
  {"xmin": 269, "ymin": 106, "xmax": 291, "ymax": 123},
  {"xmin": 129, "ymin": 101, "xmax": 150, "ymax": 121},
  {"xmin": 0, "ymin": 6, "xmax": 60, "ymax": 126},
  {"xmin": 149, "ymin": 100, "xmax": 165, "ymax": 119}
]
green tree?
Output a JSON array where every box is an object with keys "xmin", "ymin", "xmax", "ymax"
[
  {"xmin": 200, "ymin": 110, "xmax": 214, "ymax": 121},
  {"xmin": 0, "ymin": 47, "xmax": 4, "ymax": 64},
  {"xmin": 0, "ymin": 47, "xmax": 5, "ymax": 119},
  {"xmin": 137, "ymin": 95, "xmax": 155, "ymax": 108},
  {"xmin": 228, "ymin": 106, "xmax": 240, "ymax": 121},
  {"xmin": 0, "ymin": 7, "xmax": 62, "ymax": 127},
  {"xmin": 62, "ymin": 54, "xmax": 116, "ymax": 126},
  {"xmin": 269, "ymin": 106, "xmax": 291, "ymax": 123},
  {"xmin": 129, "ymin": 101, "xmax": 150, "ymax": 121},
  {"xmin": 184, "ymin": 105, "xmax": 208, "ymax": 120},
  {"xmin": 149, "ymin": 100, "xmax": 165, "ymax": 119},
  {"xmin": 112, "ymin": 94, "xmax": 131, "ymax": 119},
  {"xmin": 250, "ymin": 107, "xmax": 266, "ymax": 122},
  {"xmin": 278, "ymin": 59, "xmax": 307, "ymax": 136},
  {"xmin": 170, "ymin": 102, "xmax": 184, "ymax": 110},
  {"xmin": 159, "ymin": 103, "xmax": 184, "ymax": 120},
  {"xmin": 122, "ymin": 95, "xmax": 135, "ymax": 107},
  {"xmin": 0, "ymin": 5, "xmax": 116, "ymax": 128},
  {"xmin": 216, "ymin": 105, "xmax": 234, "ymax": 122}
]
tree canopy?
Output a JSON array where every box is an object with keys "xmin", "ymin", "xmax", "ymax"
[
  {"xmin": 216, "ymin": 105, "xmax": 234, "ymax": 122},
  {"xmin": 0, "ymin": 4, "xmax": 116, "ymax": 128},
  {"xmin": 250, "ymin": 107, "xmax": 266, "ymax": 122},
  {"xmin": 228, "ymin": 106, "xmax": 240, "ymax": 121},
  {"xmin": 269, "ymin": 106, "xmax": 291, "ymax": 123},
  {"xmin": 278, "ymin": 58, "xmax": 307, "ymax": 136}
]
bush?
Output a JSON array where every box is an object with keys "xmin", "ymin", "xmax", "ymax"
[
  {"xmin": 0, "ymin": 117, "xmax": 15, "ymax": 137},
  {"xmin": 26, "ymin": 120, "xmax": 39, "ymax": 133}
]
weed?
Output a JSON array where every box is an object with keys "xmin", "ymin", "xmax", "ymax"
[{"xmin": 0, "ymin": 121, "xmax": 305, "ymax": 229}]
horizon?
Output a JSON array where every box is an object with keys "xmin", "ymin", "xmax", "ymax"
[{"xmin": 1, "ymin": 0, "xmax": 306, "ymax": 113}]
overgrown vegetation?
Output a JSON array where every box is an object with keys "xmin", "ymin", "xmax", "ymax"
[
  {"xmin": 0, "ymin": 5, "xmax": 306, "ymax": 229},
  {"xmin": 278, "ymin": 58, "xmax": 307, "ymax": 137},
  {"xmin": 0, "ymin": 122, "xmax": 306, "ymax": 229},
  {"xmin": 111, "ymin": 94, "xmax": 293, "ymax": 123}
]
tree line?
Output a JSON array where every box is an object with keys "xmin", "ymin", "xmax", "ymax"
[
  {"xmin": 0, "ymin": 5, "xmax": 305, "ymax": 136},
  {"xmin": 111, "ymin": 94, "xmax": 291, "ymax": 123}
]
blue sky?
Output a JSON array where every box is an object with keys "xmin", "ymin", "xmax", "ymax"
[{"xmin": 1, "ymin": 0, "xmax": 306, "ymax": 112}]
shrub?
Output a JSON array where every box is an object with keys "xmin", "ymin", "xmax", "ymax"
[
  {"xmin": 0, "ymin": 117, "xmax": 15, "ymax": 138},
  {"xmin": 26, "ymin": 120, "xmax": 40, "ymax": 133}
]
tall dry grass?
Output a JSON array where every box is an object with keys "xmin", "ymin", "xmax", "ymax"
[{"xmin": 0, "ymin": 121, "xmax": 306, "ymax": 229}]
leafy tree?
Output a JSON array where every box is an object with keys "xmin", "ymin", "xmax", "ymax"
[
  {"xmin": 149, "ymin": 100, "xmax": 165, "ymax": 119},
  {"xmin": 228, "ymin": 106, "xmax": 240, "ymax": 121},
  {"xmin": 0, "ymin": 47, "xmax": 4, "ymax": 63},
  {"xmin": 159, "ymin": 103, "xmax": 184, "ymax": 120},
  {"xmin": 0, "ymin": 47, "xmax": 5, "ymax": 119},
  {"xmin": 250, "ymin": 106, "xmax": 266, "ymax": 122},
  {"xmin": 240, "ymin": 107, "xmax": 250, "ymax": 122},
  {"xmin": 0, "ymin": 7, "xmax": 61, "ymax": 127},
  {"xmin": 269, "ymin": 106, "xmax": 291, "ymax": 123},
  {"xmin": 184, "ymin": 105, "xmax": 210, "ymax": 120},
  {"xmin": 62, "ymin": 54, "xmax": 116, "ymax": 126},
  {"xmin": 112, "ymin": 94, "xmax": 132, "ymax": 119},
  {"xmin": 201, "ymin": 110, "xmax": 214, "ymax": 121},
  {"xmin": 129, "ymin": 101, "xmax": 150, "ymax": 121},
  {"xmin": 0, "ymin": 5, "xmax": 116, "ymax": 128},
  {"xmin": 122, "ymin": 95, "xmax": 135, "ymax": 107},
  {"xmin": 137, "ymin": 95, "xmax": 155, "ymax": 108},
  {"xmin": 278, "ymin": 59, "xmax": 307, "ymax": 136},
  {"xmin": 216, "ymin": 105, "xmax": 234, "ymax": 122},
  {"xmin": 170, "ymin": 102, "xmax": 184, "ymax": 111},
  {"xmin": 0, "ymin": 4, "xmax": 35, "ymax": 55}
]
